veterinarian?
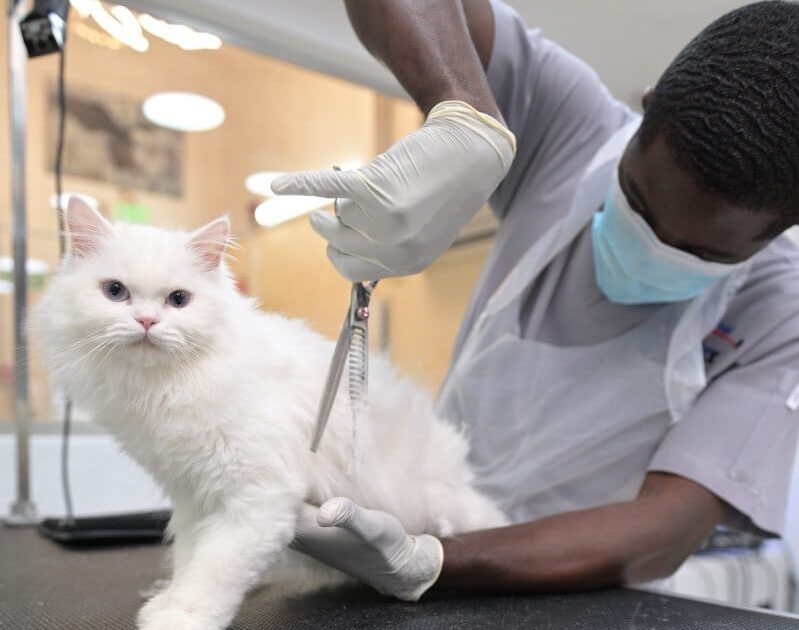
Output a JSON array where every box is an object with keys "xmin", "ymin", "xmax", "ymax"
[{"xmin": 272, "ymin": 0, "xmax": 799, "ymax": 599}]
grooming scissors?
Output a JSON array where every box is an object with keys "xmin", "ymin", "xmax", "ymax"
[{"xmin": 310, "ymin": 165, "xmax": 378, "ymax": 452}]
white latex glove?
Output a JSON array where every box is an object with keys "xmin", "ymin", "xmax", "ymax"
[
  {"xmin": 290, "ymin": 497, "xmax": 444, "ymax": 602},
  {"xmin": 271, "ymin": 101, "xmax": 516, "ymax": 281}
]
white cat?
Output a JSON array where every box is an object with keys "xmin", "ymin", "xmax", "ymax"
[{"xmin": 31, "ymin": 198, "xmax": 506, "ymax": 630}]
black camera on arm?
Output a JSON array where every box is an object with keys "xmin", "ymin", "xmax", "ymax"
[{"xmin": 19, "ymin": 0, "xmax": 70, "ymax": 57}]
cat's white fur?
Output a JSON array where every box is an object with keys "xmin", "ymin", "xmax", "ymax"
[{"xmin": 31, "ymin": 199, "xmax": 506, "ymax": 630}]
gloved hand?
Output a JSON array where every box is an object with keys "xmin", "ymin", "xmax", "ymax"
[
  {"xmin": 271, "ymin": 101, "xmax": 516, "ymax": 281},
  {"xmin": 290, "ymin": 497, "xmax": 444, "ymax": 602}
]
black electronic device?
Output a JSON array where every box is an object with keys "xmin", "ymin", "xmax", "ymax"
[
  {"xmin": 19, "ymin": 0, "xmax": 70, "ymax": 58},
  {"xmin": 38, "ymin": 511, "xmax": 171, "ymax": 545}
]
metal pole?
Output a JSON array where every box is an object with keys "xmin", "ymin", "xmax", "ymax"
[{"xmin": 5, "ymin": 0, "xmax": 37, "ymax": 526}]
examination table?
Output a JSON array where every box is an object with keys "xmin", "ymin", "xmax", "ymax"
[{"xmin": 2, "ymin": 526, "xmax": 798, "ymax": 629}]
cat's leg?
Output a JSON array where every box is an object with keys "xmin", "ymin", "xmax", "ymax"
[
  {"xmin": 136, "ymin": 490, "xmax": 298, "ymax": 630},
  {"xmin": 168, "ymin": 500, "xmax": 199, "ymax": 580},
  {"xmin": 138, "ymin": 501, "xmax": 197, "ymax": 617}
]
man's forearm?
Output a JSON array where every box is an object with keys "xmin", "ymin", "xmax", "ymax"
[
  {"xmin": 344, "ymin": 0, "xmax": 498, "ymax": 117},
  {"xmin": 436, "ymin": 473, "xmax": 725, "ymax": 592}
]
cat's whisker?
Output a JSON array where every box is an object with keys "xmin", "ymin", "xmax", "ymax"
[
  {"xmin": 169, "ymin": 342, "xmax": 198, "ymax": 366},
  {"xmin": 54, "ymin": 325, "xmax": 135, "ymax": 359},
  {"xmin": 63, "ymin": 345, "xmax": 110, "ymax": 373},
  {"xmin": 54, "ymin": 330, "xmax": 110, "ymax": 355},
  {"xmin": 48, "ymin": 336, "xmax": 113, "ymax": 368},
  {"xmin": 93, "ymin": 340, "xmax": 120, "ymax": 372},
  {"xmin": 157, "ymin": 332, "xmax": 204, "ymax": 361},
  {"xmin": 64, "ymin": 336, "xmax": 120, "ymax": 372},
  {"xmin": 178, "ymin": 338, "xmax": 203, "ymax": 355},
  {"xmin": 180, "ymin": 331, "xmax": 206, "ymax": 350}
]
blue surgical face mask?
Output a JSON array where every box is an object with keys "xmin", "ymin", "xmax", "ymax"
[{"xmin": 591, "ymin": 168, "xmax": 745, "ymax": 305}]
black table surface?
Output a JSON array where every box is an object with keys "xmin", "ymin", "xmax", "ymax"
[{"xmin": 2, "ymin": 525, "xmax": 798, "ymax": 629}]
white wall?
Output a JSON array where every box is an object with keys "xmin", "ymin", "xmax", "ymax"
[
  {"xmin": 0, "ymin": 434, "xmax": 168, "ymax": 518},
  {"xmin": 124, "ymin": 0, "xmax": 751, "ymax": 107},
  {"xmin": 509, "ymin": 0, "xmax": 751, "ymax": 106}
]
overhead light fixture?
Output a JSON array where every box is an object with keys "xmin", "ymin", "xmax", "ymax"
[
  {"xmin": 138, "ymin": 14, "xmax": 221, "ymax": 51},
  {"xmin": 100, "ymin": 4, "xmax": 148, "ymax": 51},
  {"xmin": 254, "ymin": 196, "xmax": 331, "ymax": 229},
  {"xmin": 0, "ymin": 257, "xmax": 50, "ymax": 294},
  {"xmin": 73, "ymin": 20, "xmax": 121, "ymax": 49},
  {"xmin": 70, "ymin": 0, "xmax": 148, "ymax": 51},
  {"xmin": 0, "ymin": 257, "xmax": 50, "ymax": 275},
  {"xmin": 69, "ymin": 1, "xmax": 221, "ymax": 52},
  {"xmin": 49, "ymin": 191, "xmax": 99, "ymax": 210},
  {"xmin": 142, "ymin": 91, "xmax": 225, "ymax": 132}
]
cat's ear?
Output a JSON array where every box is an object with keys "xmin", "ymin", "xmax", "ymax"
[
  {"xmin": 65, "ymin": 196, "xmax": 113, "ymax": 258},
  {"xmin": 188, "ymin": 216, "xmax": 230, "ymax": 271}
]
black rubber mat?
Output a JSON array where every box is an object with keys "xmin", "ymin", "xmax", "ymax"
[{"xmin": 2, "ymin": 526, "xmax": 797, "ymax": 629}]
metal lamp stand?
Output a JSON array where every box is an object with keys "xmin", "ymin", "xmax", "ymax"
[{"xmin": 4, "ymin": 0, "xmax": 38, "ymax": 526}]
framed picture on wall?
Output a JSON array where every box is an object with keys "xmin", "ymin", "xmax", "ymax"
[{"xmin": 47, "ymin": 84, "xmax": 183, "ymax": 197}]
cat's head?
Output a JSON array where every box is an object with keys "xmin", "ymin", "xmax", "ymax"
[{"xmin": 33, "ymin": 197, "xmax": 237, "ymax": 374}]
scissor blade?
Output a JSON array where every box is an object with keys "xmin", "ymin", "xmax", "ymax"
[
  {"xmin": 310, "ymin": 314, "xmax": 351, "ymax": 452},
  {"xmin": 348, "ymin": 323, "xmax": 368, "ymax": 411}
]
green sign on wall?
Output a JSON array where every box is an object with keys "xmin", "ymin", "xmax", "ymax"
[{"xmin": 113, "ymin": 201, "xmax": 151, "ymax": 224}]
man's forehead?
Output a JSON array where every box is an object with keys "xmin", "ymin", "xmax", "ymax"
[{"xmin": 621, "ymin": 134, "xmax": 779, "ymax": 261}]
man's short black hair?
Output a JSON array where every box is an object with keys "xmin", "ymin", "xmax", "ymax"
[{"xmin": 638, "ymin": 0, "xmax": 799, "ymax": 236}]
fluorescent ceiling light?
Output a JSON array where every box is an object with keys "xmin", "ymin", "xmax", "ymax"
[
  {"xmin": 254, "ymin": 196, "xmax": 331, "ymax": 228},
  {"xmin": 70, "ymin": 1, "xmax": 221, "ymax": 52},
  {"xmin": 73, "ymin": 20, "xmax": 122, "ymax": 50},
  {"xmin": 0, "ymin": 257, "xmax": 49, "ymax": 295},
  {"xmin": 142, "ymin": 92, "xmax": 225, "ymax": 132},
  {"xmin": 70, "ymin": 1, "xmax": 149, "ymax": 52},
  {"xmin": 0, "ymin": 256, "xmax": 50, "ymax": 275},
  {"xmin": 138, "ymin": 14, "xmax": 222, "ymax": 51},
  {"xmin": 49, "ymin": 192, "xmax": 99, "ymax": 211}
]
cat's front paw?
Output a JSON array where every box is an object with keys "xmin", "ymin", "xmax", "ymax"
[
  {"xmin": 137, "ymin": 590, "xmax": 172, "ymax": 625},
  {"xmin": 137, "ymin": 602, "xmax": 218, "ymax": 630}
]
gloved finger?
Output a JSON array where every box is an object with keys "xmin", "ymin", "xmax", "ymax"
[
  {"xmin": 318, "ymin": 497, "xmax": 394, "ymax": 542},
  {"xmin": 290, "ymin": 501, "xmax": 366, "ymax": 558},
  {"xmin": 333, "ymin": 198, "xmax": 378, "ymax": 236},
  {"xmin": 318, "ymin": 497, "xmax": 391, "ymax": 540},
  {"xmin": 317, "ymin": 497, "xmax": 360, "ymax": 528},
  {"xmin": 310, "ymin": 210, "xmax": 383, "ymax": 257},
  {"xmin": 270, "ymin": 168, "xmax": 360, "ymax": 199},
  {"xmin": 327, "ymin": 245, "xmax": 392, "ymax": 282}
]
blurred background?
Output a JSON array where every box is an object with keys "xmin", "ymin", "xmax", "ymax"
[{"xmin": 1, "ymin": 0, "xmax": 797, "ymax": 612}]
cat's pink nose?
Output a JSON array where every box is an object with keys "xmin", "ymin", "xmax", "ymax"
[{"xmin": 136, "ymin": 317, "xmax": 158, "ymax": 331}]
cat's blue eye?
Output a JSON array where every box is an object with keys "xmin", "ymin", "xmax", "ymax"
[
  {"xmin": 101, "ymin": 280, "xmax": 129, "ymax": 302},
  {"xmin": 167, "ymin": 290, "xmax": 191, "ymax": 308}
]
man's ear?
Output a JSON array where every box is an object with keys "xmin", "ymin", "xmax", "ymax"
[
  {"xmin": 65, "ymin": 196, "xmax": 113, "ymax": 257},
  {"xmin": 188, "ymin": 216, "xmax": 230, "ymax": 271},
  {"xmin": 642, "ymin": 87, "xmax": 654, "ymax": 111}
]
